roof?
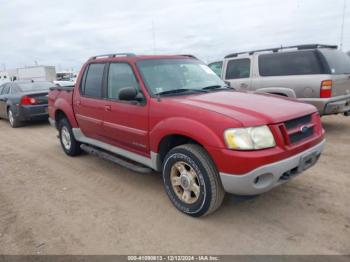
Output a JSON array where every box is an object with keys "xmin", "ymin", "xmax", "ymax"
[
  {"xmin": 87, "ymin": 53, "xmax": 198, "ymax": 62},
  {"xmin": 224, "ymin": 44, "xmax": 338, "ymax": 59}
]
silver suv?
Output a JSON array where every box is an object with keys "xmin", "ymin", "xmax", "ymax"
[{"xmin": 209, "ymin": 44, "xmax": 350, "ymax": 116}]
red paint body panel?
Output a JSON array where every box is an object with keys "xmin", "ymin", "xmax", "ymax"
[
  {"xmin": 102, "ymin": 101, "xmax": 150, "ymax": 156},
  {"xmin": 49, "ymin": 55, "xmax": 325, "ymax": 175},
  {"xmin": 48, "ymin": 89, "xmax": 78, "ymax": 128}
]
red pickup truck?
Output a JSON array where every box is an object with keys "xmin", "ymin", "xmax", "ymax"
[{"xmin": 48, "ymin": 53, "xmax": 325, "ymax": 217}]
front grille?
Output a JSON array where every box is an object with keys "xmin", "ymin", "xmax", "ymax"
[
  {"xmin": 289, "ymin": 126, "xmax": 314, "ymax": 143},
  {"xmin": 284, "ymin": 114, "xmax": 311, "ymax": 129},
  {"xmin": 283, "ymin": 114, "xmax": 314, "ymax": 144}
]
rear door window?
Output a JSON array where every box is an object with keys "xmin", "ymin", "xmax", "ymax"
[
  {"xmin": 1, "ymin": 84, "xmax": 10, "ymax": 95},
  {"xmin": 258, "ymin": 51, "xmax": 324, "ymax": 76},
  {"xmin": 320, "ymin": 49, "xmax": 350, "ymax": 74},
  {"xmin": 225, "ymin": 59, "xmax": 250, "ymax": 79},
  {"xmin": 82, "ymin": 63, "xmax": 105, "ymax": 98}
]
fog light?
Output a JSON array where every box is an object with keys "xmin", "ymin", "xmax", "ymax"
[{"xmin": 253, "ymin": 173, "xmax": 274, "ymax": 189}]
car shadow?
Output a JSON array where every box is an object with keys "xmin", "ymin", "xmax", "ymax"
[{"xmin": 20, "ymin": 119, "xmax": 50, "ymax": 129}]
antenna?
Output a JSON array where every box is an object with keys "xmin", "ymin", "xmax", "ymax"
[
  {"xmin": 340, "ymin": 0, "xmax": 346, "ymax": 50},
  {"xmin": 152, "ymin": 20, "xmax": 156, "ymax": 54}
]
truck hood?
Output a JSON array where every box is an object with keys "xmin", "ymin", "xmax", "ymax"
[{"xmin": 171, "ymin": 91, "xmax": 317, "ymax": 126}]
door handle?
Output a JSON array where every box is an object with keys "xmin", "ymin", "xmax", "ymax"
[
  {"xmin": 240, "ymin": 83, "xmax": 248, "ymax": 88},
  {"xmin": 75, "ymin": 100, "xmax": 81, "ymax": 106},
  {"xmin": 104, "ymin": 105, "xmax": 111, "ymax": 112}
]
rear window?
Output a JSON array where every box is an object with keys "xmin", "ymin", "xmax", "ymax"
[
  {"xmin": 259, "ymin": 51, "xmax": 324, "ymax": 76},
  {"xmin": 225, "ymin": 59, "xmax": 250, "ymax": 79},
  {"xmin": 17, "ymin": 82, "xmax": 53, "ymax": 92},
  {"xmin": 320, "ymin": 49, "xmax": 350, "ymax": 74}
]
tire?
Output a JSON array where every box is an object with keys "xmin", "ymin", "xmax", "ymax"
[
  {"xmin": 58, "ymin": 118, "xmax": 81, "ymax": 156},
  {"xmin": 8, "ymin": 108, "xmax": 22, "ymax": 128},
  {"xmin": 162, "ymin": 144, "xmax": 225, "ymax": 217}
]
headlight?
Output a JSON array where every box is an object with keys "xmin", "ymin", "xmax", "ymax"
[{"xmin": 224, "ymin": 125, "xmax": 276, "ymax": 150}]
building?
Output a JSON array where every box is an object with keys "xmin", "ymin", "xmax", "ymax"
[{"xmin": 0, "ymin": 66, "xmax": 56, "ymax": 83}]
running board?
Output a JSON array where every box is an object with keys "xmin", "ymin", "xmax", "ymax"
[{"xmin": 80, "ymin": 144, "xmax": 152, "ymax": 174}]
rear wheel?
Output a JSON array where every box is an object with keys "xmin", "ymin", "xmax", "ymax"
[
  {"xmin": 58, "ymin": 118, "xmax": 81, "ymax": 156},
  {"xmin": 162, "ymin": 144, "xmax": 225, "ymax": 217},
  {"xmin": 8, "ymin": 108, "xmax": 22, "ymax": 128}
]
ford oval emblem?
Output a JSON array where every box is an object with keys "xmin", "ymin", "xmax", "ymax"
[{"xmin": 300, "ymin": 125, "xmax": 309, "ymax": 133}]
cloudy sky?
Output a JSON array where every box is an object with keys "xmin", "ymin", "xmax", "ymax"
[{"xmin": 0, "ymin": 0, "xmax": 349, "ymax": 72}]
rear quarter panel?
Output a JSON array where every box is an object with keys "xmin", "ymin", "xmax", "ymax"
[
  {"xmin": 251, "ymin": 74, "xmax": 330, "ymax": 98},
  {"xmin": 48, "ymin": 89, "xmax": 78, "ymax": 128}
]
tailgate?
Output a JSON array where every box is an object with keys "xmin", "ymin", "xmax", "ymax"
[{"xmin": 331, "ymin": 74, "xmax": 350, "ymax": 97}]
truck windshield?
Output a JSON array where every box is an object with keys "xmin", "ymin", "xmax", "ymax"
[
  {"xmin": 320, "ymin": 49, "xmax": 350, "ymax": 74},
  {"xmin": 136, "ymin": 59, "xmax": 226, "ymax": 95},
  {"xmin": 17, "ymin": 82, "xmax": 54, "ymax": 92}
]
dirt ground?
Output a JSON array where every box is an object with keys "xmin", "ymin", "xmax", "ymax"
[{"xmin": 0, "ymin": 115, "xmax": 349, "ymax": 255}]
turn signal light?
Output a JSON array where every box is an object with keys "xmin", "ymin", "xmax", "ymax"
[
  {"xmin": 21, "ymin": 96, "xmax": 37, "ymax": 105},
  {"xmin": 320, "ymin": 80, "xmax": 332, "ymax": 98}
]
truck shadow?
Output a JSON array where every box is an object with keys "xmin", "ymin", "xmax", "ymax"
[{"xmin": 227, "ymin": 194, "xmax": 259, "ymax": 204}]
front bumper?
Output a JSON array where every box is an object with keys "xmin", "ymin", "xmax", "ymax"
[
  {"xmin": 219, "ymin": 139, "xmax": 325, "ymax": 195},
  {"xmin": 300, "ymin": 94, "xmax": 350, "ymax": 115},
  {"xmin": 18, "ymin": 104, "xmax": 49, "ymax": 121}
]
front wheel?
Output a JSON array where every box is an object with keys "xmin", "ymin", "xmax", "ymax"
[
  {"xmin": 162, "ymin": 144, "xmax": 225, "ymax": 217},
  {"xmin": 58, "ymin": 118, "xmax": 81, "ymax": 156}
]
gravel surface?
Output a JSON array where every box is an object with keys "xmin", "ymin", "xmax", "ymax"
[{"xmin": 0, "ymin": 116, "xmax": 349, "ymax": 255}]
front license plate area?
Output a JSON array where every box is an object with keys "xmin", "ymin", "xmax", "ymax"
[{"xmin": 298, "ymin": 152, "xmax": 318, "ymax": 172}]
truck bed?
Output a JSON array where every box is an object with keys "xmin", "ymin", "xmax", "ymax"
[
  {"xmin": 49, "ymin": 85, "xmax": 74, "ymax": 92},
  {"xmin": 48, "ymin": 85, "xmax": 75, "ymax": 124}
]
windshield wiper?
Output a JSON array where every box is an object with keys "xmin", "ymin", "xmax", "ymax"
[
  {"xmin": 202, "ymin": 85, "xmax": 232, "ymax": 91},
  {"xmin": 156, "ymin": 88, "xmax": 207, "ymax": 96}
]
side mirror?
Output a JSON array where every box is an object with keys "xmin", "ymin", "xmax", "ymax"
[{"xmin": 119, "ymin": 86, "xmax": 144, "ymax": 102}]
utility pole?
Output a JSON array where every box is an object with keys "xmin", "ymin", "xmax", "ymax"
[{"xmin": 340, "ymin": 0, "xmax": 346, "ymax": 50}]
